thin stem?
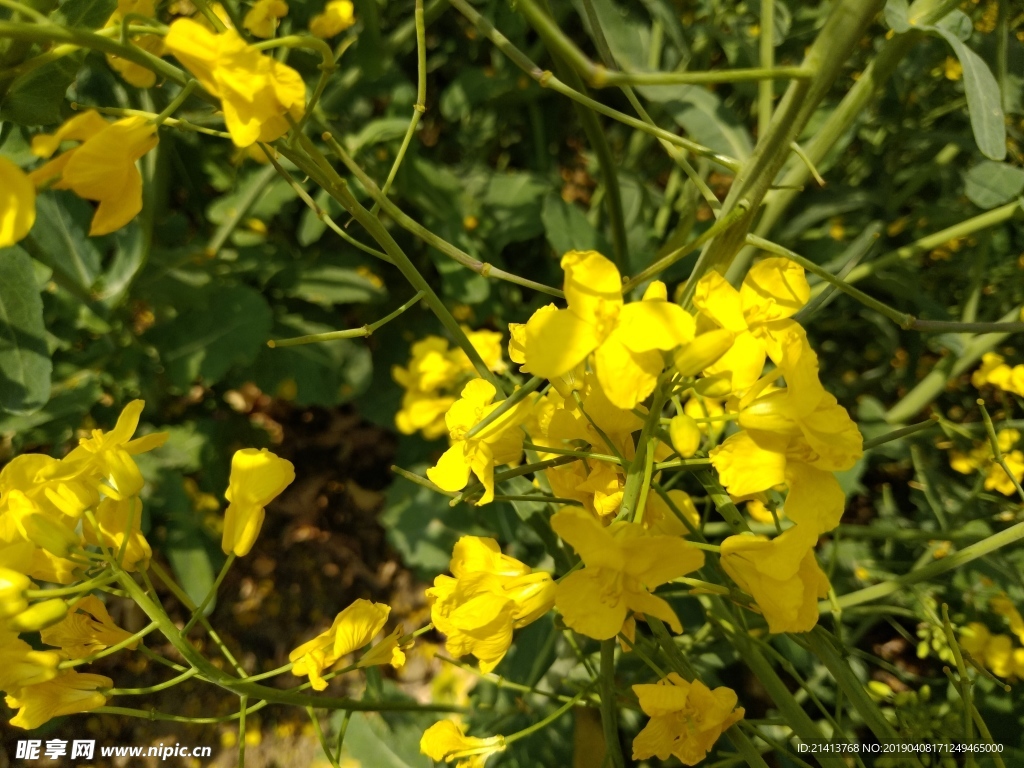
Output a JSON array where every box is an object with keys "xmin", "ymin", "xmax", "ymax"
[
  {"xmin": 105, "ymin": 667, "xmax": 199, "ymax": 695},
  {"xmin": 598, "ymin": 640, "xmax": 624, "ymax": 768},
  {"xmin": 623, "ymin": 202, "xmax": 750, "ymax": 292},
  {"xmin": 26, "ymin": 571, "xmax": 115, "ymax": 598},
  {"xmin": 181, "ymin": 553, "xmax": 236, "ymax": 636},
  {"xmin": 268, "ymin": 291, "xmax": 424, "ymax": 347},
  {"xmin": 978, "ymin": 400, "xmax": 1024, "ymax": 502},
  {"xmin": 758, "ymin": 0, "xmax": 775, "ymax": 138},
  {"xmin": 438, "ymin": 653, "xmax": 597, "ymax": 706},
  {"xmin": 314, "ymin": 130, "xmax": 564, "ymax": 299},
  {"xmin": 152, "ymin": 80, "xmax": 198, "ymax": 126},
  {"xmin": 466, "ymin": 376, "xmax": 544, "ymax": 439},
  {"xmin": 96, "ymin": 702, "xmax": 268, "ymax": 724},
  {"xmin": 205, "ymin": 165, "xmax": 277, "ymax": 257},
  {"xmin": 520, "ymin": 442, "xmax": 621, "ymax": 464},
  {"xmin": 504, "ymin": 687, "xmax": 591, "ymax": 745},
  {"xmin": 862, "ymin": 420, "xmax": 937, "ymax": 449},
  {"xmin": 446, "ymin": 0, "xmax": 740, "ymax": 171},
  {"xmin": 238, "ymin": 695, "xmax": 249, "ymax": 768},
  {"xmin": 308, "ymin": 707, "xmax": 342, "ymax": 768}
]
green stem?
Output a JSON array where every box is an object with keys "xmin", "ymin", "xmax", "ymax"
[
  {"xmin": 181, "ymin": 553, "xmax": 235, "ymax": 636},
  {"xmin": 96, "ymin": 702, "xmax": 268, "ymax": 724},
  {"xmin": 26, "ymin": 571, "xmax": 115, "ymax": 598},
  {"xmin": 505, "ymin": 687, "xmax": 591, "ymax": 745},
  {"xmin": 830, "ymin": 520, "xmax": 1024, "ymax": 610},
  {"xmin": 105, "ymin": 667, "xmax": 199, "ymax": 695},
  {"xmin": 978, "ymin": 400, "xmax": 1024, "ymax": 502},
  {"xmin": 467, "ymin": 376, "xmax": 544, "ymax": 439},
  {"xmin": 619, "ymin": 382, "xmax": 667, "ymax": 521},
  {"xmin": 623, "ymin": 202, "xmax": 750, "ymax": 292},
  {"xmin": 152, "ymin": 80, "xmax": 198, "ymax": 126},
  {"xmin": 205, "ymin": 165, "xmax": 277, "ymax": 257},
  {"xmin": 316, "ymin": 128, "xmax": 564, "ymax": 299},
  {"xmin": 446, "ymin": 0, "xmax": 739, "ymax": 171},
  {"xmin": 269, "ymin": 291, "xmax": 424, "ymax": 347},
  {"xmin": 757, "ymin": 0, "xmax": 774, "ymax": 138},
  {"xmin": 598, "ymin": 640, "xmax": 624, "ymax": 768},
  {"xmin": 308, "ymin": 707, "xmax": 341, "ymax": 768},
  {"xmin": 679, "ymin": 0, "xmax": 887, "ymax": 306}
]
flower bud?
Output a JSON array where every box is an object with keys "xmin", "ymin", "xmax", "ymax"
[
  {"xmin": 693, "ymin": 372, "xmax": 733, "ymax": 398},
  {"xmin": 669, "ymin": 415, "xmax": 702, "ymax": 458},
  {"xmin": 506, "ymin": 572, "xmax": 556, "ymax": 627},
  {"xmin": 9, "ymin": 598, "xmax": 69, "ymax": 632},
  {"xmin": 737, "ymin": 391, "xmax": 800, "ymax": 434},
  {"xmin": 0, "ymin": 568, "xmax": 32, "ymax": 618},
  {"xmin": 673, "ymin": 329, "xmax": 735, "ymax": 377}
]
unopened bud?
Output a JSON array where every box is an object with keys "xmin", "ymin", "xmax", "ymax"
[
  {"xmin": 669, "ymin": 415, "xmax": 702, "ymax": 458},
  {"xmin": 0, "ymin": 568, "xmax": 32, "ymax": 618},
  {"xmin": 693, "ymin": 372, "xmax": 733, "ymax": 398},
  {"xmin": 673, "ymin": 329, "xmax": 735, "ymax": 377},
  {"xmin": 737, "ymin": 391, "xmax": 800, "ymax": 433},
  {"xmin": 8, "ymin": 598, "xmax": 68, "ymax": 632}
]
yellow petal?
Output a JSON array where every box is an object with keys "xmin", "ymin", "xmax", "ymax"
[
  {"xmin": 0, "ymin": 157, "xmax": 36, "ymax": 248},
  {"xmin": 594, "ymin": 335, "xmax": 662, "ymax": 409},
  {"xmin": 549, "ymin": 506, "xmax": 621, "ymax": 570},
  {"xmin": 522, "ymin": 306, "xmax": 600, "ymax": 380},
  {"xmin": 330, "ymin": 598, "xmax": 390, "ymax": 658},
  {"xmin": 561, "ymin": 250, "xmax": 623, "ymax": 320},
  {"xmin": 555, "ymin": 568, "xmax": 628, "ymax": 640},
  {"xmin": 621, "ymin": 534, "xmax": 704, "ymax": 588},
  {"xmin": 616, "ymin": 301, "xmax": 695, "ymax": 353},
  {"xmin": 427, "ymin": 442, "xmax": 472, "ymax": 493},
  {"xmin": 783, "ymin": 462, "xmax": 845, "ymax": 535},
  {"xmin": 709, "ymin": 430, "xmax": 788, "ymax": 497},
  {"xmin": 740, "ymin": 256, "xmax": 810, "ymax": 324},
  {"xmin": 693, "ymin": 270, "xmax": 746, "ymax": 332}
]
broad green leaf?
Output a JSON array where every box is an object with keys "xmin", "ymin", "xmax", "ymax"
[
  {"xmin": 541, "ymin": 192, "xmax": 611, "ymax": 256},
  {"xmin": 0, "ymin": 373, "xmax": 100, "ymax": 436},
  {"xmin": 0, "ymin": 246, "xmax": 52, "ymax": 414},
  {"xmin": 52, "ymin": 0, "xmax": 117, "ymax": 28},
  {"xmin": 481, "ymin": 171, "xmax": 549, "ymax": 252},
  {"xmin": 933, "ymin": 29, "xmax": 1006, "ymax": 161},
  {"xmin": 440, "ymin": 68, "xmax": 517, "ymax": 122},
  {"xmin": 883, "ymin": 0, "xmax": 910, "ymax": 33},
  {"xmin": 580, "ymin": 0, "xmax": 651, "ymax": 72},
  {"xmin": 24, "ymin": 190, "xmax": 102, "ymax": 298},
  {"xmin": 145, "ymin": 284, "xmax": 273, "ymax": 390},
  {"xmin": 159, "ymin": 473, "xmax": 217, "ymax": 609},
  {"xmin": 658, "ymin": 87, "xmax": 754, "ymax": 161},
  {"xmin": 345, "ymin": 117, "xmax": 413, "ymax": 153},
  {"xmin": 341, "ymin": 713, "xmax": 429, "ymax": 768},
  {"xmin": 0, "ymin": 55, "xmax": 80, "ymax": 126},
  {"xmin": 289, "ymin": 265, "xmax": 386, "ymax": 307},
  {"xmin": 963, "ymin": 161, "xmax": 1024, "ymax": 209},
  {"xmin": 96, "ymin": 222, "xmax": 146, "ymax": 303}
]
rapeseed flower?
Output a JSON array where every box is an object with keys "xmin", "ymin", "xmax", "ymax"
[
  {"xmin": 426, "ymin": 379, "xmax": 529, "ymax": 505},
  {"xmin": 0, "ymin": 631, "xmax": 60, "ymax": 695},
  {"xmin": 719, "ymin": 527, "xmax": 829, "ymax": 633},
  {"xmin": 631, "ymin": 673, "xmax": 744, "ymax": 765},
  {"xmin": 420, "ymin": 720, "xmax": 505, "ymax": 768},
  {"xmin": 104, "ymin": 0, "xmax": 165, "ymax": 87},
  {"xmin": 426, "ymin": 536, "xmax": 554, "ymax": 672},
  {"xmin": 5, "ymin": 670, "xmax": 111, "ymax": 729},
  {"xmin": 30, "ymin": 114, "xmax": 158, "ymax": 236},
  {"xmin": 309, "ymin": 0, "xmax": 355, "ymax": 38},
  {"xmin": 550, "ymin": 506, "xmax": 704, "ymax": 640},
  {"xmin": 0, "ymin": 156, "xmax": 35, "ymax": 247},
  {"xmin": 221, "ymin": 448, "xmax": 295, "ymax": 556},
  {"xmin": 40, "ymin": 595, "xmax": 137, "ymax": 659},
  {"xmin": 244, "ymin": 0, "xmax": 288, "ymax": 37},
  {"xmin": 516, "ymin": 251, "xmax": 695, "ymax": 409},
  {"xmin": 164, "ymin": 18, "xmax": 306, "ymax": 147},
  {"xmin": 289, "ymin": 599, "xmax": 391, "ymax": 690}
]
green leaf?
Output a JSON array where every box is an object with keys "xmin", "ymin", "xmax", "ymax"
[
  {"xmin": 883, "ymin": 0, "xmax": 910, "ymax": 33},
  {"xmin": 345, "ymin": 117, "xmax": 413, "ymax": 153},
  {"xmin": 159, "ymin": 473, "xmax": 217, "ymax": 610},
  {"xmin": 581, "ymin": 0, "xmax": 651, "ymax": 72},
  {"xmin": 341, "ymin": 713, "xmax": 429, "ymax": 768},
  {"xmin": 0, "ymin": 55, "xmax": 80, "ymax": 126},
  {"xmin": 541, "ymin": 192, "xmax": 611, "ymax": 256},
  {"xmin": 963, "ymin": 161, "xmax": 1024, "ymax": 209},
  {"xmin": 658, "ymin": 88, "xmax": 754, "ymax": 161},
  {"xmin": 288, "ymin": 265, "xmax": 387, "ymax": 307},
  {"xmin": 0, "ymin": 373, "xmax": 99, "ymax": 436},
  {"xmin": 52, "ymin": 0, "xmax": 117, "ymax": 28},
  {"xmin": 145, "ymin": 284, "xmax": 273, "ymax": 390},
  {"xmin": 481, "ymin": 171, "xmax": 549, "ymax": 252},
  {"xmin": 932, "ymin": 28, "xmax": 1006, "ymax": 161},
  {"xmin": 96, "ymin": 222, "xmax": 146, "ymax": 303},
  {"xmin": 24, "ymin": 190, "xmax": 102, "ymax": 298},
  {"xmin": 0, "ymin": 246, "xmax": 52, "ymax": 415}
]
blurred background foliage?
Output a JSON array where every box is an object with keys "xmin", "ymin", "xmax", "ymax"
[{"xmin": 2, "ymin": 0, "xmax": 1024, "ymax": 763}]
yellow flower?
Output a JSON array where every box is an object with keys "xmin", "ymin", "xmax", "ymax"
[
  {"xmin": 0, "ymin": 568, "xmax": 32, "ymax": 618},
  {"xmin": 985, "ymin": 634, "xmax": 1014, "ymax": 678},
  {"xmin": 631, "ymin": 673, "xmax": 744, "ymax": 765},
  {"xmin": 669, "ymin": 414, "xmax": 701, "ymax": 458},
  {"xmin": 244, "ymin": 0, "xmax": 288, "ymax": 37},
  {"xmin": 39, "ymin": 595, "xmax": 137, "ymax": 659},
  {"xmin": 518, "ymin": 251, "xmax": 695, "ymax": 409},
  {"xmin": 309, "ymin": 0, "xmax": 356, "ymax": 39},
  {"xmin": 426, "ymin": 536, "xmax": 554, "ymax": 673},
  {"xmin": 5, "ymin": 670, "xmax": 111, "ymax": 729},
  {"xmin": 82, "ymin": 496, "xmax": 152, "ymax": 572},
  {"xmin": 950, "ymin": 430, "xmax": 1024, "ymax": 495},
  {"xmin": 550, "ymin": 506, "xmax": 704, "ymax": 640},
  {"xmin": 104, "ymin": 0, "xmax": 165, "ymax": 87},
  {"xmin": 991, "ymin": 594, "xmax": 1024, "ymax": 644},
  {"xmin": 971, "ymin": 352, "xmax": 1024, "ymax": 396},
  {"xmin": 357, "ymin": 625, "xmax": 407, "ymax": 669},
  {"xmin": 959, "ymin": 621, "xmax": 991, "ymax": 659},
  {"xmin": 0, "ymin": 630, "xmax": 61, "ymax": 695},
  {"xmin": 720, "ymin": 527, "xmax": 829, "ymax": 633},
  {"xmin": 692, "ymin": 257, "xmax": 810, "ymax": 394},
  {"xmin": 164, "ymin": 18, "xmax": 306, "ymax": 147},
  {"xmin": 0, "ymin": 156, "xmax": 35, "ymax": 247},
  {"xmin": 3, "ymin": 491, "xmax": 81, "ymax": 558},
  {"xmin": 641, "ymin": 489, "xmax": 700, "ymax": 537},
  {"xmin": 426, "ymin": 380, "xmax": 529, "ymax": 505},
  {"xmin": 289, "ymin": 599, "xmax": 390, "ymax": 690},
  {"xmin": 420, "ymin": 720, "xmax": 505, "ymax": 768},
  {"xmin": 57, "ymin": 399, "xmax": 167, "ymax": 501},
  {"xmin": 222, "ymin": 448, "xmax": 295, "ymax": 556},
  {"xmin": 30, "ymin": 114, "xmax": 158, "ymax": 236}
]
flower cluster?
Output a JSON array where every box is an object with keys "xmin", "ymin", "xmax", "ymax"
[
  {"xmin": 960, "ymin": 594, "xmax": 1024, "ymax": 680},
  {"xmin": 393, "ymin": 329, "xmax": 506, "ymax": 440},
  {"xmin": 972, "ymin": 352, "xmax": 1024, "ymax": 397},
  {"xmin": 0, "ymin": 401, "xmax": 295, "ymax": 730},
  {"xmin": 949, "ymin": 428, "xmax": 1024, "ymax": 496},
  {"xmin": 0, "ymin": 401, "xmax": 165, "ymax": 728}
]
